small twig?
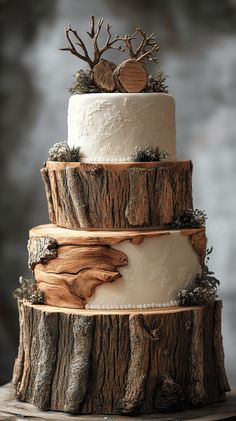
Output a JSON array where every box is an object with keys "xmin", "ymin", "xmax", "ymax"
[
  {"xmin": 60, "ymin": 25, "xmax": 93, "ymax": 68},
  {"xmin": 122, "ymin": 27, "xmax": 160, "ymax": 63}
]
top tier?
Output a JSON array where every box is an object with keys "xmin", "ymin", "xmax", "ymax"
[{"xmin": 67, "ymin": 92, "xmax": 176, "ymax": 162}]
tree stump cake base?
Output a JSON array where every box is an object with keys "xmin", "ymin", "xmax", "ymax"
[{"xmin": 13, "ymin": 300, "xmax": 230, "ymax": 415}]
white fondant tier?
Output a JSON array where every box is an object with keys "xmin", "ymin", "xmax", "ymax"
[
  {"xmin": 85, "ymin": 231, "xmax": 201, "ymax": 309},
  {"xmin": 67, "ymin": 93, "xmax": 176, "ymax": 162}
]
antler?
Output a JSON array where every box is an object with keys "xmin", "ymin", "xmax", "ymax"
[
  {"xmin": 60, "ymin": 16, "xmax": 124, "ymax": 69},
  {"xmin": 123, "ymin": 27, "xmax": 160, "ymax": 63}
]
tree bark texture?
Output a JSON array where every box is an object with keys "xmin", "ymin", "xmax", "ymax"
[
  {"xmin": 41, "ymin": 161, "xmax": 193, "ymax": 230},
  {"xmin": 13, "ymin": 300, "xmax": 229, "ymax": 415}
]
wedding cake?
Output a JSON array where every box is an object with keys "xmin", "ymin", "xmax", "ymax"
[{"xmin": 13, "ymin": 17, "xmax": 229, "ymax": 415}]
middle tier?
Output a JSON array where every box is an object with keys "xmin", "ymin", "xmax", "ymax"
[
  {"xmin": 41, "ymin": 161, "xmax": 193, "ymax": 230},
  {"xmin": 28, "ymin": 224, "xmax": 206, "ymax": 310}
]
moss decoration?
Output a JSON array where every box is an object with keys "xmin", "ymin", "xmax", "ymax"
[
  {"xmin": 177, "ymin": 247, "xmax": 220, "ymax": 306},
  {"xmin": 131, "ymin": 146, "xmax": 170, "ymax": 162},
  {"xmin": 14, "ymin": 276, "xmax": 44, "ymax": 305},
  {"xmin": 171, "ymin": 209, "xmax": 207, "ymax": 229},
  {"xmin": 145, "ymin": 71, "xmax": 169, "ymax": 93},
  {"xmin": 48, "ymin": 142, "xmax": 81, "ymax": 162},
  {"xmin": 69, "ymin": 69, "xmax": 101, "ymax": 94},
  {"xmin": 69, "ymin": 69, "xmax": 169, "ymax": 95}
]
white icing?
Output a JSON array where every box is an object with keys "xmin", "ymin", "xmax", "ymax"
[
  {"xmin": 85, "ymin": 231, "xmax": 201, "ymax": 309},
  {"xmin": 67, "ymin": 93, "xmax": 176, "ymax": 162}
]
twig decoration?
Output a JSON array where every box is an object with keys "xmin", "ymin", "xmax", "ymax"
[
  {"xmin": 60, "ymin": 16, "xmax": 125, "ymax": 69},
  {"xmin": 122, "ymin": 27, "xmax": 160, "ymax": 63}
]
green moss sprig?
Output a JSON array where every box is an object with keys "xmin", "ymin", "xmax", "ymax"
[
  {"xmin": 171, "ymin": 209, "xmax": 207, "ymax": 229},
  {"xmin": 70, "ymin": 69, "xmax": 101, "ymax": 94},
  {"xmin": 145, "ymin": 71, "xmax": 169, "ymax": 93},
  {"xmin": 48, "ymin": 142, "xmax": 81, "ymax": 162},
  {"xmin": 177, "ymin": 247, "xmax": 220, "ymax": 306},
  {"xmin": 14, "ymin": 276, "xmax": 45, "ymax": 305},
  {"xmin": 131, "ymin": 146, "xmax": 170, "ymax": 162}
]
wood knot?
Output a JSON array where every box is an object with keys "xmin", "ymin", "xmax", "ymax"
[
  {"xmin": 185, "ymin": 321, "xmax": 192, "ymax": 330},
  {"xmin": 89, "ymin": 168, "xmax": 102, "ymax": 177},
  {"xmin": 150, "ymin": 328, "xmax": 161, "ymax": 340},
  {"xmin": 130, "ymin": 236, "xmax": 144, "ymax": 246}
]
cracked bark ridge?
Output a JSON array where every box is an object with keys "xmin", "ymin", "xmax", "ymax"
[
  {"xmin": 13, "ymin": 301, "xmax": 230, "ymax": 415},
  {"xmin": 156, "ymin": 373, "xmax": 185, "ymax": 409},
  {"xmin": 28, "ymin": 236, "xmax": 58, "ymax": 271},
  {"xmin": 40, "ymin": 167, "xmax": 56, "ymax": 223},
  {"xmin": 42, "ymin": 161, "xmax": 193, "ymax": 230}
]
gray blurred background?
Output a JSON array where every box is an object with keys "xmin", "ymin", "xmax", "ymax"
[{"xmin": 0, "ymin": 0, "xmax": 236, "ymax": 388}]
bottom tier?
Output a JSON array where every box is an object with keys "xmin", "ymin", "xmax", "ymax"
[{"xmin": 13, "ymin": 300, "xmax": 229, "ymax": 415}]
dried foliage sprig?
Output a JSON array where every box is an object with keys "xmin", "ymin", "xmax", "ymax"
[
  {"xmin": 48, "ymin": 142, "xmax": 82, "ymax": 162},
  {"xmin": 171, "ymin": 209, "xmax": 207, "ymax": 229},
  {"xmin": 145, "ymin": 72, "xmax": 169, "ymax": 93},
  {"xmin": 70, "ymin": 69, "xmax": 101, "ymax": 94},
  {"xmin": 178, "ymin": 247, "xmax": 220, "ymax": 306},
  {"xmin": 14, "ymin": 276, "xmax": 44, "ymax": 304},
  {"xmin": 60, "ymin": 16, "xmax": 124, "ymax": 69},
  {"xmin": 131, "ymin": 146, "xmax": 170, "ymax": 162},
  {"xmin": 122, "ymin": 27, "xmax": 160, "ymax": 63}
]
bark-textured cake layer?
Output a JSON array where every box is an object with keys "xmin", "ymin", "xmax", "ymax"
[
  {"xmin": 41, "ymin": 161, "xmax": 193, "ymax": 229},
  {"xmin": 13, "ymin": 301, "xmax": 230, "ymax": 415}
]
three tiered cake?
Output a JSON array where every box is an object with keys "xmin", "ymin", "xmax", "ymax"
[{"xmin": 13, "ymin": 17, "xmax": 229, "ymax": 415}]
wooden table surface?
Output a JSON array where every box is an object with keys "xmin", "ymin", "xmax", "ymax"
[{"xmin": 0, "ymin": 383, "xmax": 236, "ymax": 421}]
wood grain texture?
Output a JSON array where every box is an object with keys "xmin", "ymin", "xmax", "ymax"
[
  {"xmin": 113, "ymin": 59, "xmax": 148, "ymax": 92},
  {"xmin": 30, "ymin": 224, "xmax": 205, "ymax": 246},
  {"xmin": 42, "ymin": 161, "xmax": 193, "ymax": 230},
  {"xmin": 93, "ymin": 60, "xmax": 116, "ymax": 91},
  {"xmin": 31, "ymin": 240, "xmax": 128, "ymax": 309},
  {"xmin": 13, "ymin": 301, "xmax": 230, "ymax": 415}
]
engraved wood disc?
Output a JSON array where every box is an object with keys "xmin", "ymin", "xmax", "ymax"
[{"xmin": 113, "ymin": 59, "xmax": 148, "ymax": 92}]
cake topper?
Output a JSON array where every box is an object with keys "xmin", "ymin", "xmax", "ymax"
[
  {"xmin": 61, "ymin": 16, "xmax": 168, "ymax": 94},
  {"xmin": 113, "ymin": 27, "xmax": 160, "ymax": 92},
  {"xmin": 60, "ymin": 16, "xmax": 124, "ymax": 92},
  {"xmin": 60, "ymin": 16, "xmax": 124, "ymax": 69}
]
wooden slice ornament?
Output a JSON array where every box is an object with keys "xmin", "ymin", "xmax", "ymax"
[
  {"xmin": 113, "ymin": 59, "xmax": 148, "ymax": 92},
  {"xmin": 113, "ymin": 27, "xmax": 160, "ymax": 92},
  {"xmin": 93, "ymin": 59, "xmax": 116, "ymax": 91}
]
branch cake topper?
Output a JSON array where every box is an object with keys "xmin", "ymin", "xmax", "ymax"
[
  {"xmin": 122, "ymin": 27, "xmax": 160, "ymax": 63},
  {"xmin": 60, "ymin": 16, "xmax": 125, "ymax": 69},
  {"xmin": 61, "ymin": 16, "xmax": 167, "ymax": 94}
]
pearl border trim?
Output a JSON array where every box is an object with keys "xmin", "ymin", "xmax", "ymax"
[
  {"xmin": 85, "ymin": 301, "xmax": 178, "ymax": 310},
  {"xmin": 82, "ymin": 157, "xmax": 130, "ymax": 163}
]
